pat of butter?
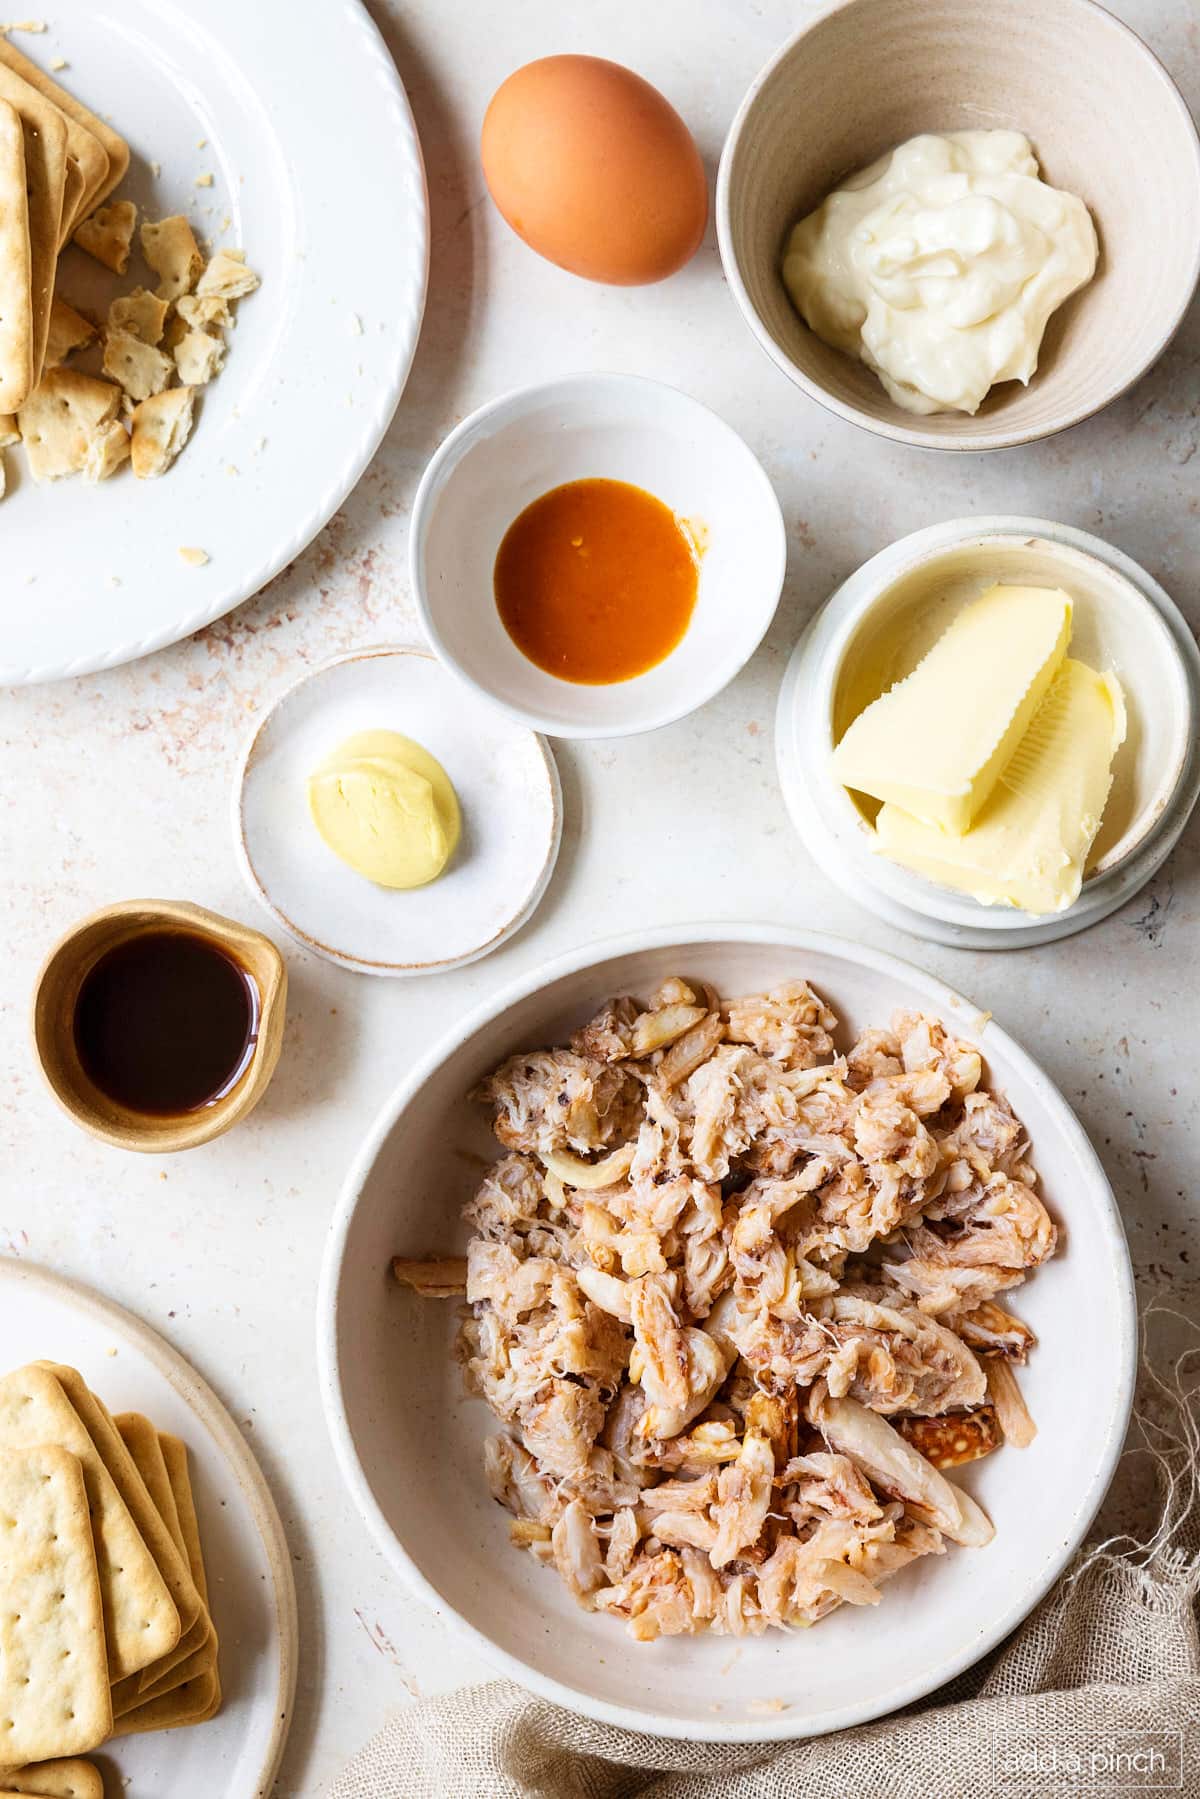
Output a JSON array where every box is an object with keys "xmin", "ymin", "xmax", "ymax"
[
  {"xmin": 308, "ymin": 729, "xmax": 461, "ymax": 890},
  {"xmin": 875, "ymin": 660, "xmax": 1126, "ymax": 914},
  {"xmin": 833, "ymin": 584, "xmax": 1073, "ymax": 834}
]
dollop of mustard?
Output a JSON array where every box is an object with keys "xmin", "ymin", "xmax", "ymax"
[{"xmin": 307, "ymin": 730, "xmax": 461, "ymax": 890}]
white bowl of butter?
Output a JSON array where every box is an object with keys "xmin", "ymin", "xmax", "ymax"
[
  {"xmin": 717, "ymin": 0, "xmax": 1200, "ymax": 450},
  {"xmin": 776, "ymin": 518, "xmax": 1200, "ymax": 948}
]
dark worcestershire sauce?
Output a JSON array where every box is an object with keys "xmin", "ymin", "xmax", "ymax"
[{"xmin": 73, "ymin": 930, "xmax": 259, "ymax": 1115}]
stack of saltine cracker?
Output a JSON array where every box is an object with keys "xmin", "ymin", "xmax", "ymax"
[
  {"xmin": 0, "ymin": 40, "xmax": 128, "ymax": 414},
  {"xmin": 0, "ymin": 1362, "xmax": 220, "ymax": 1783}
]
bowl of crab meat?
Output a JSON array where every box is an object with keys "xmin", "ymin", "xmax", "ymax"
[{"xmin": 318, "ymin": 923, "xmax": 1134, "ymax": 1741}]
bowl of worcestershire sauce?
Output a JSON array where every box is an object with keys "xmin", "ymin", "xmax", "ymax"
[{"xmin": 32, "ymin": 900, "xmax": 287, "ymax": 1152}]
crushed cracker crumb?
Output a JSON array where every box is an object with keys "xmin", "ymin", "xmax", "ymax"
[
  {"xmin": 349, "ymin": 312, "xmax": 363, "ymax": 336},
  {"xmin": 195, "ymin": 173, "xmax": 214, "ymax": 188},
  {"xmin": 178, "ymin": 546, "xmax": 209, "ymax": 567}
]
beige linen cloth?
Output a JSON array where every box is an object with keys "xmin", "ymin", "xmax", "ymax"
[{"xmin": 330, "ymin": 1324, "xmax": 1200, "ymax": 1798}]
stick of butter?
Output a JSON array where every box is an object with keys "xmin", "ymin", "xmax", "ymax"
[
  {"xmin": 833, "ymin": 584, "xmax": 1073, "ymax": 834},
  {"xmin": 874, "ymin": 659, "xmax": 1126, "ymax": 914}
]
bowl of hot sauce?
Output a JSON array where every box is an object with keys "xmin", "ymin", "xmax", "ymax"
[
  {"xmin": 32, "ymin": 899, "xmax": 287, "ymax": 1153},
  {"xmin": 411, "ymin": 373, "xmax": 786, "ymax": 737}
]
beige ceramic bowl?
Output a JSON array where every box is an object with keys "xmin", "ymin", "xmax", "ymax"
[
  {"xmin": 32, "ymin": 899, "xmax": 287, "ymax": 1153},
  {"xmin": 717, "ymin": 0, "xmax": 1200, "ymax": 450}
]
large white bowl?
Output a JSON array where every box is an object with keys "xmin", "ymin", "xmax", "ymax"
[
  {"xmin": 317, "ymin": 924, "xmax": 1135, "ymax": 1742},
  {"xmin": 410, "ymin": 375, "xmax": 787, "ymax": 738}
]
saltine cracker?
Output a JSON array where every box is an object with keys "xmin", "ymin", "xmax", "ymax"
[
  {"xmin": 111, "ymin": 1412, "xmax": 212, "ymax": 1707},
  {"xmin": 135, "ymin": 1430, "xmax": 219, "ymax": 1706},
  {"xmin": 0, "ymin": 41, "xmax": 120, "ymax": 227},
  {"xmin": 0, "ymin": 1445, "xmax": 110, "ymax": 1765},
  {"xmin": 16, "ymin": 369, "xmax": 120, "ymax": 481},
  {"xmin": 40, "ymin": 1372, "xmax": 203, "ymax": 1659},
  {"xmin": 57, "ymin": 156, "xmax": 83, "ymax": 250},
  {"xmin": 1, "ymin": 1759, "xmax": 103, "ymax": 1799},
  {"xmin": 0, "ymin": 97, "xmax": 31, "ymax": 412},
  {"xmin": 0, "ymin": 65, "xmax": 67, "ymax": 383},
  {"xmin": 110, "ymin": 1431, "xmax": 220, "ymax": 1735},
  {"xmin": 0, "ymin": 1366, "xmax": 179, "ymax": 1680},
  {"xmin": 121, "ymin": 1428, "xmax": 219, "ymax": 1712},
  {"xmin": 43, "ymin": 298, "xmax": 94, "ymax": 371}
]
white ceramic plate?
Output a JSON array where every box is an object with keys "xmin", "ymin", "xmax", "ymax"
[
  {"xmin": 411, "ymin": 374, "xmax": 787, "ymax": 738},
  {"xmin": 0, "ymin": 1257, "xmax": 297, "ymax": 1795},
  {"xmin": 317, "ymin": 923, "xmax": 1136, "ymax": 1742},
  {"xmin": 777, "ymin": 518, "xmax": 1200, "ymax": 949},
  {"xmin": 235, "ymin": 647, "xmax": 562, "ymax": 975},
  {"xmin": 0, "ymin": 0, "xmax": 427, "ymax": 685}
]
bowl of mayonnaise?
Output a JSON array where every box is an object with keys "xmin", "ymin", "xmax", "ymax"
[{"xmin": 716, "ymin": 0, "xmax": 1200, "ymax": 450}]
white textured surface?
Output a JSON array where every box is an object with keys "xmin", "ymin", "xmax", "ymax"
[{"xmin": 0, "ymin": 0, "xmax": 1197, "ymax": 1792}]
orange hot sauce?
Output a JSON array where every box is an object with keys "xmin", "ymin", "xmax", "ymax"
[{"xmin": 493, "ymin": 477, "xmax": 699, "ymax": 684}]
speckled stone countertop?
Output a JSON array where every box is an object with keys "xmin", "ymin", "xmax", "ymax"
[{"xmin": 1, "ymin": 1, "xmax": 1197, "ymax": 1792}]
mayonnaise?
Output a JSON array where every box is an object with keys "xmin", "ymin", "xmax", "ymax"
[{"xmin": 782, "ymin": 131, "xmax": 1097, "ymax": 415}]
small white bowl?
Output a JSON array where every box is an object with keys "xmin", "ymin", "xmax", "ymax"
[
  {"xmin": 776, "ymin": 518, "xmax": 1200, "ymax": 949},
  {"xmin": 233, "ymin": 647, "xmax": 562, "ymax": 976},
  {"xmin": 410, "ymin": 373, "xmax": 787, "ymax": 738},
  {"xmin": 317, "ymin": 922, "xmax": 1134, "ymax": 1740}
]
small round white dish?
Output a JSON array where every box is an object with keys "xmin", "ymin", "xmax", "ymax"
[
  {"xmin": 234, "ymin": 647, "xmax": 562, "ymax": 976},
  {"xmin": 0, "ymin": 1255, "xmax": 297, "ymax": 1795},
  {"xmin": 317, "ymin": 922, "xmax": 1135, "ymax": 1743},
  {"xmin": 410, "ymin": 373, "xmax": 787, "ymax": 739},
  {"xmin": 1, "ymin": 0, "xmax": 428, "ymax": 685},
  {"xmin": 777, "ymin": 517, "xmax": 1200, "ymax": 949}
]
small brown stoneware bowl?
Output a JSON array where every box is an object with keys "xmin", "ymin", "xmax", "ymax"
[
  {"xmin": 717, "ymin": 0, "xmax": 1200, "ymax": 450},
  {"xmin": 32, "ymin": 899, "xmax": 288, "ymax": 1153}
]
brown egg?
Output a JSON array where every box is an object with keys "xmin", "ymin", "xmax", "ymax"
[{"xmin": 481, "ymin": 55, "xmax": 708, "ymax": 286}]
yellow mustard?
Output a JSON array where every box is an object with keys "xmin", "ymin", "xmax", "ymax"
[{"xmin": 307, "ymin": 730, "xmax": 461, "ymax": 890}]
